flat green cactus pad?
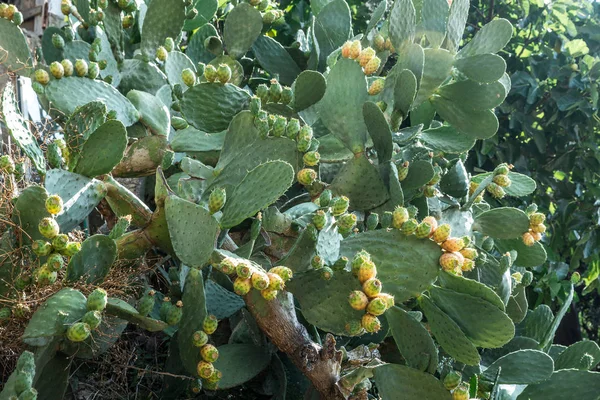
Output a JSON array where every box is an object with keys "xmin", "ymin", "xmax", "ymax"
[
  {"xmin": 140, "ymin": 0, "xmax": 186, "ymax": 59},
  {"xmin": 252, "ymin": 35, "xmax": 302, "ymax": 85},
  {"xmin": 554, "ymin": 340, "xmax": 600, "ymax": 371},
  {"xmin": 213, "ymin": 343, "xmax": 271, "ymax": 389},
  {"xmin": 419, "ymin": 125, "xmax": 476, "ymax": 154},
  {"xmin": 457, "ymin": 18, "xmax": 513, "ymax": 58},
  {"xmin": 495, "ymin": 238, "xmax": 547, "ymax": 268},
  {"xmin": 0, "ymin": 18, "xmax": 33, "ymax": 76},
  {"xmin": 313, "ymin": 0, "xmax": 351, "ymax": 70},
  {"xmin": 127, "ymin": 90, "xmax": 171, "ymax": 136},
  {"xmin": 292, "ymin": 70, "xmax": 326, "ymax": 112},
  {"xmin": 186, "ymin": 23, "xmax": 218, "ymax": 65},
  {"xmin": 66, "ymin": 235, "xmax": 117, "ymax": 284},
  {"xmin": 223, "ymin": 3, "xmax": 263, "ymax": 59},
  {"xmin": 373, "ymin": 364, "xmax": 451, "ymax": 400},
  {"xmin": 473, "ymin": 207, "xmax": 530, "ymax": 240},
  {"xmin": 183, "ymin": 0, "xmax": 218, "ymax": 31},
  {"xmin": 105, "ymin": 298, "xmax": 168, "ymax": 332},
  {"xmin": 12, "ymin": 185, "xmax": 50, "ymax": 243},
  {"xmin": 517, "ymin": 370, "xmax": 600, "ymax": 400},
  {"xmin": 119, "ymin": 59, "xmax": 168, "ymax": 95},
  {"xmin": 481, "ymin": 349, "xmax": 554, "ymax": 384},
  {"xmin": 73, "ymin": 119, "xmax": 128, "ymax": 177}
]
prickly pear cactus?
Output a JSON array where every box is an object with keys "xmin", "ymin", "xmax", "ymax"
[{"xmin": 0, "ymin": 0, "xmax": 596, "ymax": 399}]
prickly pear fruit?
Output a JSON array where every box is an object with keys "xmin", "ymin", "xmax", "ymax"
[
  {"xmin": 280, "ymin": 86, "xmax": 293, "ymax": 104},
  {"xmin": 233, "ymin": 277, "xmax": 252, "ymax": 296},
  {"xmin": 166, "ymin": 301, "xmax": 183, "ymax": 325},
  {"xmin": 337, "ymin": 213, "xmax": 357, "ymax": 230},
  {"xmin": 443, "ymin": 370, "xmax": 462, "ymax": 390},
  {"xmin": 87, "ymin": 288, "xmax": 108, "ymax": 311},
  {"xmin": 156, "ymin": 46, "xmax": 168, "ymax": 62},
  {"xmin": 442, "ymin": 237, "xmax": 466, "ymax": 252},
  {"xmin": 216, "ymin": 64, "xmax": 232, "ymax": 84},
  {"xmin": 208, "ymin": 187, "xmax": 226, "ymax": 214},
  {"xmin": 332, "ymin": 256, "xmax": 348, "ymax": 271},
  {"xmin": 45, "ymin": 195, "xmax": 63, "ymax": 215},
  {"xmin": 31, "ymin": 240, "xmax": 52, "ymax": 256},
  {"xmin": 14, "ymin": 372, "xmax": 33, "ymax": 395},
  {"xmin": 203, "ymin": 314, "xmax": 218, "ymax": 335},
  {"xmin": 373, "ymin": 34, "xmax": 385, "ymax": 51},
  {"xmin": 397, "ymin": 218, "xmax": 417, "ymax": 235},
  {"xmin": 200, "ymin": 344, "xmax": 219, "ymax": 363},
  {"xmin": 303, "ymin": 151, "xmax": 320, "ymax": 167},
  {"xmin": 251, "ymin": 270, "xmax": 270, "ymax": 291},
  {"xmin": 348, "ymin": 290, "xmax": 369, "ymax": 310},
  {"xmin": 398, "ymin": 161, "xmax": 409, "ymax": 181},
  {"xmin": 163, "ymin": 37, "xmax": 175, "ymax": 52},
  {"xmin": 486, "ymin": 182, "xmax": 505, "ymax": 199},
  {"xmin": 493, "ymin": 174, "xmax": 511, "ymax": 188},
  {"xmin": 204, "ymin": 64, "xmax": 217, "ymax": 82},
  {"xmin": 63, "ymin": 241, "xmax": 81, "ymax": 257},
  {"xmin": 82, "ymin": 310, "xmax": 102, "ymax": 330},
  {"xmin": 439, "ymin": 252, "xmax": 465, "ymax": 272},
  {"xmin": 366, "ymin": 213, "xmax": 379, "ymax": 231},
  {"xmin": 376, "ymin": 293, "xmax": 395, "ymax": 308},
  {"xmin": 459, "ymin": 247, "xmax": 478, "ymax": 260},
  {"xmin": 331, "ymin": 196, "xmax": 349, "ymax": 216},
  {"xmin": 349, "ymin": 40, "xmax": 361, "ymax": 59},
  {"xmin": 272, "ymin": 115, "xmax": 287, "ymax": 137},
  {"xmin": 392, "ymin": 206, "xmax": 409, "ymax": 229},
  {"xmin": 269, "ymin": 80, "xmax": 282, "ymax": 102},
  {"xmin": 358, "ymin": 47, "xmax": 376, "ymax": 67},
  {"xmin": 38, "ymin": 217, "xmax": 59, "ymax": 239},
  {"xmin": 530, "ymin": 212, "xmax": 545, "ymax": 225},
  {"xmin": 432, "ymin": 224, "xmax": 451, "ymax": 243},
  {"xmin": 137, "ymin": 290, "xmax": 155, "ymax": 316},
  {"xmin": 179, "ymin": 68, "xmax": 196, "ymax": 88},
  {"xmin": 235, "ymin": 262, "xmax": 253, "ymax": 279},
  {"xmin": 122, "ymin": 14, "xmax": 134, "ymax": 28},
  {"xmin": 267, "ymin": 272, "xmax": 285, "ymax": 290},
  {"xmin": 197, "ymin": 361, "xmax": 215, "ymax": 379},
  {"xmin": 262, "ymin": 9, "xmax": 278, "ymax": 24},
  {"xmin": 256, "ymin": 83, "xmax": 269, "ymax": 101},
  {"xmin": 422, "ymin": 216, "xmax": 438, "ymax": 236},
  {"xmin": 309, "ymin": 255, "xmax": 324, "ymax": 271},
  {"xmin": 522, "ymin": 232, "xmax": 535, "ymax": 247},
  {"xmin": 47, "ymin": 253, "xmax": 64, "ymax": 271},
  {"xmin": 286, "ymin": 118, "xmax": 300, "ymax": 139},
  {"xmin": 34, "ymin": 70, "xmax": 50, "ymax": 87},
  {"xmin": 361, "ymin": 313, "xmax": 381, "ymax": 333},
  {"xmin": 0, "ymin": 154, "xmax": 15, "ymax": 174},
  {"xmin": 351, "ymin": 250, "xmax": 370, "ymax": 276},
  {"xmin": 17, "ymin": 387, "xmax": 38, "ymax": 400},
  {"xmin": 269, "ymin": 266, "xmax": 293, "ymax": 281},
  {"xmin": 362, "ymin": 278, "xmax": 382, "ymax": 297},
  {"xmin": 261, "ymin": 287, "xmax": 278, "ymax": 300},
  {"xmin": 363, "ymin": 56, "xmax": 381, "ymax": 75},
  {"xmin": 192, "ymin": 330, "xmax": 209, "ymax": 347},
  {"xmin": 345, "ymin": 320, "xmax": 363, "ymax": 336},
  {"xmin": 356, "ymin": 259, "xmax": 376, "ymax": 283},
  {"xmin": 368, "ymin": 78, "xmax": 385, "ymax": 95},
  {"xmin": 341, "ymin": 41, "xmax": 352, "ymax": 58},
  {"xmin": 461, "ymin": 259, "xmax": 475, "ymax": 272},
  {"xmin": 297, "ymin": 168, "xmax": 317, "ymax": 186},
  {"xmin": 320, "ymin": 266, "xmax": 334, "ymax": 280},
  {"xmin": 298, "ymin": 124, "xmax": 313, "ymax": 142},
  {"xmin": 530, "ymin": 223, "xmax": 546, "ymax": 234},
  {"xmin": 14, "ymin": 275, "xmax": 32, "ymax": 290},
  {"xmin": 415, "ymin": 222, "xmax": 432, "ymax": 239},
  {"xmin": 218, "ymin": 257, "xmax": 237, "ymax": 274},
  {"xmin": 494, "ymin": 163, "xmax": 510, "ymax": 175},
  {"xmin": 366, "ymin": 297, "xmax": 388, "ymax": 316},
  {"xmin": 250, "ymin": 96, "xmax": 261, "ymax": 116},
  {"xmin": 75, "ymin": 59, "xmax": 88, "ymax": 77},
  {"xmin": 67, "ymin": 322, "xmax": 91, "ymax": 342},
  {"xmin": 52, "ymin": 234, "xmax": 69, "ymax": 251},
  {"xmin": 521, "ymin": 271, "xmax": 533, "ymax": 287},
  {"xmin": 36, "ymin": 266, "xmax": 57, "ymax": 285},
  {"xmin": 452, "ymin": 383, "xmax": 469, "ymax": 400}
]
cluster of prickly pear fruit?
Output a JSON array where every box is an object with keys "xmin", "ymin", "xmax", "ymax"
[
  {"xmin": 192, "ymin": 315, "xmax": 222, "ymax": 390},
  {"xmin": 523, "ymin": 205, "xmax": 546, "ymax": 247},
  {"xmin": 443, "ymin": 371, "xmax": 472, "ymax": 400},
  {"xmin": 246, "ymin": 0, "xmax": 284, "ymax": 24},
  {"xmin": 436, "ymin": 229, "xmax": 477, "ymax": 275},
  {"xmin": 487, "ymin": 163, "xmax": 512, "ymax": 199},
  {"xmin": 346, "ymin": 251, "xmax": 394, "ymax": 335},
  {"xmin": 0, "ymin": 2, "xmax": 23, "ymax": 25},
  {"xmin": 340, "ymin": 40, "xmax": 381, "ymax": 75},
  {"xmin": 8, "ymin": 351, "xmax": 37, "ymax": 399},
  {"xmin": 256, "ymin": 79, "xmax": 294, "ymax": 106},
  {"xmin": 66, "ymin": 288, "xmax": 107, "ymax": 342},
  {"xmin": 158, "ymin": 297, "xmax": 183, "ymax": 325},
  {"xmin": 216, "ymin": 257, "xmax": 292, "ymax": 301},
  {"xmin": 311, "ymin": 191, "xmax": 356, "ymax": 236}
]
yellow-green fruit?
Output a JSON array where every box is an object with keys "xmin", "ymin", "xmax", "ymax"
[
  {"xmin": 233, "ymin": 277, "xmax": 252, "ymax": 295},
  {"xmin": 137, "ymin": 291, "xmax": 156, "ymax": 316},
  {"xmin": 349, "ymin": 40, "xmax": 361, "ymax": 59},
  {"xmin": 320, "ymin": 266, "xmax": 334, "ymax": 280},
  {"xmin": 122, "ymin": 14, "xmax": 134, "ymax": 28},
  {"xmin": 62, "ymin": 60, "xmax": 74, "ymax": 77},
  {"xmin": 49, "ymin": 61, "xmax": 64, "ymax": 79},
  {"xmin": 47, "ymin": 253, "xmax": 64, "ymax": 271},
  {"xmin": 432, "ymin": 224, "xmax": 451, "ymax": 243},
  {"xmin": 486, "ymin": 182, "xmax": 505, "ymax": 199},
  {"xmin": 192, "ymin": 330, "xmax": 208, "ymax": 347},
  {"xmin": 203, "ymin": 64, "xmax": 217, "ymax": 82},
  {"xmin": 530, "ymin": 212, "xmax": 545, "ymax": 225},
  {"xmin": 0, "ymin": 4, "xmax": 8, "ymax": 18},
  {"xmin": 236, "ymin": 262, "xmax": 253, "ymax": 279},
  {"xmin": 522, "ymin": 232, "xmax": 535, "ymax": 247},
  {"xmin": 494, "ymin": 163, "xmax": 510, "ymax": 175},
  {"xmin": 460, "ymin": 247, "xmax": 478, "ymax": 260},
  {"xmin": 45, "ymin": 195, "xmax": 63, "ymax": 215},
  {"xmin": 181, "ymin": 68, "xmax": 196, "ymax": 87},
  {"xmin": 331, "ymin": 196, "xmax": 350, "ymax": 216},
  {"xmin": 398, "ymin": 161, "xmax": 409, "ymax": 181},
  {"xmin": 363, "ymin": 56, "xmax": 381, "ymax": 75},
  {"xmin": 493, "ymin": 174, "xmax": 511, "ymax": 187},
  {"xmin": 345, "ymin": 320, "xmax": 363, "ymax": 336},
  {"xmin": 218, "ymin": 257, "xmax": 237, "ymax": 274},
  {"xmin": 530, "ymin": 223, "xmax": 546, "ymax": 234},
  {"xmin": 297, "ymin": 168, "xmax": 317, "ymax": 186},
  {"xmin": 452, "ymin": 383, "xmax": 469, "ymax": 400},
  {"xmin": 64, "ymin": 241, "xmax": 81, "ymax": 257},
  {"xmin": 75, "ymin": 59, "xmax": 88, "ymax": 77},
  {"xmin": 348, "ymin": 290, "xmax": 369, "ymax": 310},
  {"xmin": 252, "ymin": 271, "xmax": 270, "ymax": 291},
  {"xmin": 216, "ymin": 63, "xmax": 232, "ymax": 84},
  {"xmin": 208, "ymin": 187, "xmax": 226, "ymax": 214},
  {"xmin": 200, "ymin": 344, "xmax": 219, "ymax": 363},
  {"xmin": 206, "ymin": 368, "xmax": 223, "ymax": 384},
  {"xmin": 461, "ymin": 259, "xmax": 475, "ymax": 272},
  {"xmin": 38, "ymin": 217, "xmax": 60, "ymax": 239},
  {"xmin": 267, "ymin": 272, "xmax": 285, "ymax": 290},
  {"xmin": 361, "ymin": 313, "xmax": 381, "ymax": 333},
  {"xmin": 312, "ymin": 210, "xmax": 326, "ymax": 230},
  {"xmin": 337, "ymin": 213, "xmax": 357, "ymax": 230},
  {"xmin": 82, "ymin": 310, "xmax": 102, "ymax": 329},
  {"xmin": 35, "ymin": 69, "xmax": 49, "ymax": 85},
  {"xmin": 376, "ymin": 293, "xmax": 395, "ymax": 308},
  {"xmin": 439, "ymin": 252, "xmax": 464, "ymax": 272},
  {"xmin": 368, "ymin": 78, "xmax": 385, "ymax": 95},
  {"xmin": 32, "ymin": 240, "xmax": 52, "ymax": 256},
  {"xmin": 164, "ymin": 37, "xmax": 175, "ymax": 52},
  {"xmin": 442, "ymin": 237, "xmax": 465, "ymax": 252},
  {"xmin": 362, "ymin": 278, "xmax": 382, "ymax": 297},
  {"xmin": 415, "ymin": 222, "xmax": 432, "ymax": 239},
  {"xmin": 392, "ymin": 206, "xmax": 409, "ymax": 229},
  {"xmin": 303, "ymin": 151, "xmax": 320, "ymax": 167},
  {"xmin": 197, "ymin": 361, "xmax": 215, "ymax": 379},
  {"xmin": 401, "ymin": 218, "xmax": 419, "ymax": 235},
  {"xmin": 366, "ymin": 297, "xmax": 388, "ymax": 316},
  {"xmin": 261, "ymin": 287, "xmax": 278, "ymax": 300},
  {"xmin": 67, "ymin": 322, "xmax": 91, "ymax": 342},
  {"xmin": 166, "ymin": 301, "xmax": 183, "ymax": 325},
  {"xmin": 443, "ymin": 370, "xmax": 462, "ymax": 390},
  {"xmin": 52, "ymin": 234, "xmax": 69, "ymax": 251},
  {"xmin": 422, "ymin": 216, "xmax": 438, "ymax": 236},
  {"xmin": 269, "ymin": 266, "xmax": 293, "ymax": 281},
  {"xmin": 358, "ymin": 260, "xmax": 377, "ymax": 284},
  {"xmin": 281, "ymin": 86, "xmax": 294, "ymax": 104},
  {"xmin": 358, "ymin": 47, "xmax": 376, "ymax": 67},
  {"xmin": 36, "ymin": 266, "xmax": 57, "ymax": 285},
  {"xmin": 351, "ymin": 250, "xmax": 371, "ymax": 276},
  {"xmin": 311, "ymin": 255, "xmax": 325, "ymax": 270},
  {"xmin": 87, "ymin": 288, "xmax": 108, "ymax": 311}
]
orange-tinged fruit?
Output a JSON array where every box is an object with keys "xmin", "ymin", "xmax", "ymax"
[
  {"xmin": 363, "ymin": 56, "xmax": 381, "ymax": 75},
  {"xmin": 422, "ymin": 216, "xmax": 438, "ymax": 236},
  {"xmin": 362, "ymin": 278, "xmax": 382, "ymax": 297},
  {"xmin": 348, "ymin": 290, "xmax": 369, "ymax": 310},
  {"xmin": 439, "ymin": 252, "xmax": 464, "ymax": 271},
  {"xmin": 341, "ymin": 41, "xmax": 352, "ymax": 58},
  {"xmin": 459, "ymin": 248, "xmax": 478, "ymax": 260},
  {"xmin": 432, "ymin": 224, "xmax": 451, "ymax": 243},
  {"xmin": 358, "ymin": 47, "xmax": 376, "ymax": 67},
  {"xmin": 442, "ymin": 237, "xmax": 466, "ymax": 252},
  {"xmin": 522, "ymin": 232, "xmax": 535, "ymax": 247},
  {"xmin": 358, "ymin": 260, "xmax": 377, "ymax": 284},
  {"xmin": 361, "ymin": 313, "xmax": 381, "ymax": 333},
  {"xmin": 349, "ymin": 40, "xmax": 361, "ymax": 59}
]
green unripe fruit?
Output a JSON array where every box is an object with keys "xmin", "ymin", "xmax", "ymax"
[
  {"xmin": 32, "ymin": 81, "xmax": 44, "ymax": 95},
  {"xmin": 486, "ymin": 182, "xmax": 505, "ymax": 199},
  {"xmin": 75, "ymin": 59, "xmax": 88, "ymax": 77},
  {"xmin": 286, "ymin": 118, "xmax": 300, "ymax": 139},
  {"xmin": 526, "ymin": 203, "xmax": 538, "ymax": 215},
  {"xmin": 87, "ymin": 288, "xmax": 108, "ymax": 311},
  {"xmin": 256, "ymin": 83, "xmax": 269, "ymax": 101},
  {"xmin": 428, "ymin": 166, "xmax": 442, "ymax": 185},
  {"xmin": 351, "ymin": 250, "xmax": 371, "ymax": 276},
  {"xmin": 14, "ymin": 372, "xmax": 33, "ymax": 395},
  {"xmin": 415, "ymin": 222, "xmax": 432, "ymax": 239},
  {"xmin": 203, "ymin": 315, "xmax": 218, "ymax": 334},
  {"xmin": 216, "ymin": 64, "xmax": 232, "ymax": 84},
  {"xmin": 348, "ymin": 290, "xmax": 368, "ymax": 310},
  {"xmin": 137, "ymin": 291, "xmax": 156, "ymax": 316},
  {"xmin": 345, "ymin": 320, "xmax": 364, "ymax": 336},
  {"xmin": 67, "ymin": 322, "xmax": 91, "ymax": 342},
  {"xmin": 303, "ymin": 151, "xmax": 320, "ymax": 167},
  {"xmin": 52, "ymin": 33, "xmax": 65, "ymax": 49},
  {"xmin": 250, "ymin": 96, "xmax": 261, "ymax": 116},
  {"xmin": 47, "ymin": 253, "xmax": 64, "ymax": 272},
  {"xmin": 35, "ymin": 69, "xmax": 49, "ymax": 85},
  {"xmin": 62, "ymin": 25, "xmax": 74, "ymax": 41},
  {"xmin": 197, "ymin": 361, "xmax": 214, "ymax": 379},
  {"xmin": 391, "ymin": 206, "xmax": 409, "ymax": 229},
  {"xmin": 0, "ymin": 154, "xmax": 15, "ymax": 173},
  {"xmin": 311, "ymin": 255, "xmax": 325, "ymax": 270},
  {"xmin": 173, "ymin": 83, "xmax": 184, "ymax": 99},
  {"xmin": 378, "ymin": 211, "xmax": 392, "ymax": 229},
  {"xmin": 252, "ymin": 270, "xmax": 270, "ymax": 290},
  {"xmin": 159, "ymin": 297, "xmax": 173, "ymax": 321},
  {"xmin": 171, "ymin": 116, "xmax": 189, "ymax": 130},
  {"xmin": 38, "ymin": 217, "xmax": 59, "ymax": 239},
  {"xmin": 361, "ymin": 313, "xmax": 381, "ymax": 333},
  {"xmin": 320, "ymin": 266, "xmax": 334, "ymax": 280},
  {"xmin": 493, "ymin": 174, "xmax": 511, "ymax": 188},
  {"xmin": 122, "ymin": 14, "xmax": 134, "ymax": 28},
  {"xmin": 254, "ymin": 116, "xmax": 270, "ymax": 138},
  {"xmin": 269, "ymin": 266, "xmax": 293, "ymax": 281},
  {"xmin": 89, "ymin": 48, "xmax": 99, "ymax": 62},
  {"xmin": 296, "ymin": 136, "xmax": 311, "ymax": 152},
  {"xmin": 31, "ymin": 240, "xmax": 51, "ymax": 257},
  {"xmin": 332, "ymin": 256, "xmax": 349, "ymax": 271},
  {"xmin": 60, "ymin": 59, "xmax": 73, "ymax": 77},
  {"xmin": 494, "ymin": 163, "xmax": 510, "ymax": 176},
  {"xmin": 172, "ymin": 100, "xmax": 181, "ymax": 112},
  {"xmin": 482, "ymin": 237, "xmax": 494, "ymax": 252},
  {"xmin": 280, "ymin": 86, "xmax": 293, "ymax": 104},
  {"xmin": 263, "ymin": 9, "xmax": 278, "ymax": 24},
  {"xmin": 88, "ymin": 61, "xmax": 100, "ymax": 79},
  {"xmin": 164, "ymin": 37, "xmax": 175, "ymax": 52},
  {"xmin": 331, "ymin": 196, "xmax": 350, "ymax": 216},
  {"xmin": 13, "ymin": 303, "xmax": 30, "ymax": 319},
  {"xmin": 52, "ymin": 234, "xmax": 69, "ymax": 251},
  {"xmin": 366, "ymin": 297, "xmax": 387, "ymax": 316},
  {"xmin": 45, "ymin": 195, "xmax": 63, "ymax": 215},
  {"xmin": 208, "ymin": 187, "xmax": 226, "ymax": 214},
  {"xmin": 423, "ymin": 185, "xmax": 436, "ymax": 197},
  {"xmin": 257, "ymin": 0, "xmax": 270, "ymax": 11},
  {"xmin": 14, "ymin": 275, "xmax": 32, "ymax": 290},
  {"xmin": 186, "ymin": 7, "xmax": 198, "ymax": 19},
  {"xmin": 337, "ymin": 213, "xmax": 357, "ymax": 230},
  {"xmin": 200, "ymin": 344, "xmax": 219, "ymax": 363},
  {"xmin": 269, "ymin": 80, "xmax": 282, "ymax": 102},
  {"xmin": 63, "ymin": 241, "xmax": 81, "ymax": 257},
  {"xmin": 272, "ymin": 115, "xmax": 287, "ymax": 137},
  {"xmin": 156, "ymin": 46, "xmax": 168, "ymax": 62},
  {"xmin": 82, "ymin": 310, "xmax": 102, "ymax": 330},
  {"xmin": 233, "ymin": 276, "xmax": 252, "ymax": 295},
  {"xmin": 397, "ymin": 161, "xmax": 409, "ymax": 181},
  {"xmin": 98, "ymin": 0, "xmax": 108, "ymax": 8},
  {"xmin": 166, "ymin": 301, "xmax": 183, "ymax": 325},
  {"xmin": 118, "ymin": 0, "xmax": 131, "ymax": 9},
  {"xmin": 521, "ymin": 271, "xmax": 533, "ymax": 287},
  {"xmin": 297, "ymin": 168, "xmax": 317, "ymax": 186},
  {"xmin": 443, "ymin": 370, "xmax": 462, "ymax": 390},
  {"xmin": 192, "ymin": 330, "xmax": 209, "ymax": 347},
  {"xmin": 35, "ymin": 266, "xmax": 57, "ymax": 285},
  {"xmin": 180, "ymin": 68, "xmax": 196, "ymax": 88},
  {"xmin": 206, "ymin": 369, "xmax": 223, "ymax": 384},
  {"xmin": 318, "ymin": 189, "xmax": 332, "ymax": 207},
  {"xmin": 190, "ymin": 378, "xmax": 203, "ymax": 394},
  {"xmin": 298, "ymin": 124, "xmax": 313, "ymax": 142},
  {"xmin": 204, "ymin": 64, "xmax": 217, "ymax": 82},
  {"xmin": 261, "ymin": 287, "xmax": 278, "ymax": 300}
]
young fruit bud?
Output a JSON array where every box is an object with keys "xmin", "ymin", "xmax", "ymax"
[
  {"xmin": 256, "ymin": 83, "xmax": 269, "ymax": 101},
  {"xmin": 82, "ymin": 310, "xmax": 102, "ymax": 330},
  {"xmin": 280, "ymin": 86, "xmax": 294, "ymax": 104},
  {"xmin": 494, "ymin": 163, "xmax": 510, "ymax": 176},
  {"xmin": 272, "ymin": 115, "xmax": 287, "ymax": 137},
  {"xmin": 269, "ymin": 266, "xmax": 293, "ymax": 281},
  {"xmin": 196, "ymin": 361, "xmax": 215, "ymax": 379},
  {"xmin": 208, "ymin": 187, "xmax": 226, "ymax": 214},
  {"xmin": 443, "ymin": 370, "xmax": 462, "ymax": 390},
  {"xmin": 376, "ymin": 293, "xmax": 395, "ymax": 309},
  {"xmin": 297, "ymin": 168, "xmax": 317, "ymax": 186},
  {"xmin": 521, "ymin": 271, "xmax": 533, "ymax": 287},
  {"xmin": 439, "ymin": 252, "xmax": 465, "ymax": 272},
  {"xmin": 486, "ymin": 182, "xmax": 505, "ymax": 199},
  {"xmin": 432, "ymin": 224, "xmax": 451, "ymax": 243},
  {"xmin": 192, "ymin": 330, "xmax": 209, "ymax": 347},
  {"xmin": 529, "ymin": 212, "xmax": 545, "ymax": 225},
  {"xmin": 366, "ymin": 297, "xmax": 388, "ymax": 316},
  {"xmin": 87, "ymin": 62, "xmax": 100, "ymax": 79},
  {"xmin": 216, "ymin": 63, "xmax": 232, "ymax": 84},
  {"xmin": 331, "ymin": 196, "xmax": 350, "ymax": 216},
  {"xmin": 362, "ymin": 278, "xmax": 382, "ymax": 297},
  {"xmin": 45, "ymin": 195, "xmax": 63, "ymax": 215},
  {"xmin": 296, "ymin": 136, "xmax": 311, "ymax": 152},
  {"xmin": 63, "ymin": 241, "xmax": 81, "ymax": 257},
  {"xmin": 368, "ymin": 78, "xmax": 385, "ymax": 95},
  {"xmin": 358, "ymin": 47, "xmax": 376, "ymax": 67},
  {"xmin": 341, "ymin": 41, "xmax": 352, "ymax": 58},
  {"xmin": 398, "ymin": 161, "xmax": 409, "ymax": 181},
  {"xmin": 35, "ymin": 69, "xmax": 49, "ymax": 85},
  {"xmin": 166, "ymin": 301, "xmax": 183, "ymax": 325},
  {"xmin": 268, "ymin": 272, "xmax": 285, "ymax": 290},
  {"xmin": 493, "ymin": 174, "xmax": 511, "ymax": 188},
  {"xmin": 345, "ymin": 320, "xmax": 363, "ymax": 336},
  {"xmin": 250, "ymin": 96, "xmax": 261, "ymax": 116},
  {"xmin": 233, "ymin": 276, "xmax": 252, "ymax": 295},
  {"xmin": 312, "ymin": 210, "xmax": 327, "ymax": 231},
  {"xmin": 218, "ymin": 257, "xmax": 237, "ymax": 274},
  {"xmin": 415, "ymin": 222, "xmax": 432, "ymax": 239},
  {"xmin": 47, "ymin": 253, "xmax": 64, "ymax": 272},
  {"xmin": 251, "ymin": 270, "xmax": 270, "ymax": 291},
  {"xmin": 337, "ymin": 213, "xmax": 357, "ymax": 230},
  {"xmin": 181, "ymin": 68, "xmax": 196, "ymax": 87},
  {"xmin": 38, "ymin": 217, "xmax": 60, "ymax": 239},
  {"xmin": 358, "ymin": 260, "xmax": 377, "ymax": 284},
  {"xmin": 67, "ymin": 322, "xmax": 91, "ymax": 342},
  {"xmin": 373, "ymin": 34, "xmax": 385, "ymax": 52},
  {"xmin": 204, "ymin": 64, "xmax": 217, "ymax": 82},
  {"xmin": 52, "ymin": 234, "xmax": 69, "ymax": 251},
  {"xmin": 361, "ymin": 313, "xmax": 381, "ymax": 333},
  {"xmin": 137, "ymin": 291, "xmax": 156, "ymax": 316},
  {"xmin": 171, "ymin": 116, "xmax": 189, "ymax": 130},
  {"xmin": 61, "ymin": 59, "xmax": 74, "ymax": 77},
  {"xmin": 422, "ymin": 216, "xmax": 438, "ymax": 236},
  {"xmin": 348, "ymin": 290, "xmax": 369, "ymax": 310},
  {"xmin": 363, "ymin": 56, "xmax": 381, "ymax": 75},
  {"xmin": 522, "ymin": 232, "xmax": 535, "ymax": 247},
  {"xmin": 392, "ymin": 206, "xmax": 409, "ymax": 229},
  {"xmin": 203, "ymin": 315, "xmax": 218, "ymax": 334},
  {"xmin": 32, "ymin": 240, "xmax": 52, "ymax": 256},
  {"xmin": 75, "ymin": 59, "xmax": 88, "ymax": 77},
  {"xmin": 52, "ymin": 33, "xmax": 65, "ymax": 49},
  {"xmin": 366, "ymin": 213, "xmax": 379, "ymax": 230},
  {"xmin": 286, "ymin": 118, "xmax": 300, "ymax": 139},
  {"xmin": 423, "ymin": 184, "xmax": 437, "ymax": 197},
  {"xmin": 200, "ymin": 344, "xmax": 219, "ymax": 363},
  {"xmin": 87, "ymin": 288, "xmax": 108, "ymax": 311},
  {"xmin": 349, "ymin": 40, "xmax": 361, "ymax": 59},
  {"xmin": 311, "ymin": 255, "xmax": 325, "ymax": 270},
  {"xmin": 122, "ymin": 14, "xmax": 134, "ymax": 28},
  {"xmin": 442, "ymin": 237, "xmax": 466, "ymax": 252},
  {"xmin": 380, "ymin": 211, "xmax": 393, "ymax": 229},
  {"xmin": 320, "ymin": 266, "xmax": 334, "ymax": 280},
  {"xmin": 156, "ymin": 46, "xmax": 168, "ymax": 62}
]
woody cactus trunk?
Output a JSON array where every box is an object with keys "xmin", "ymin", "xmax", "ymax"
[{"xmin": 1, "ymin": 0, "xmax": 599, "ymax": 399}]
